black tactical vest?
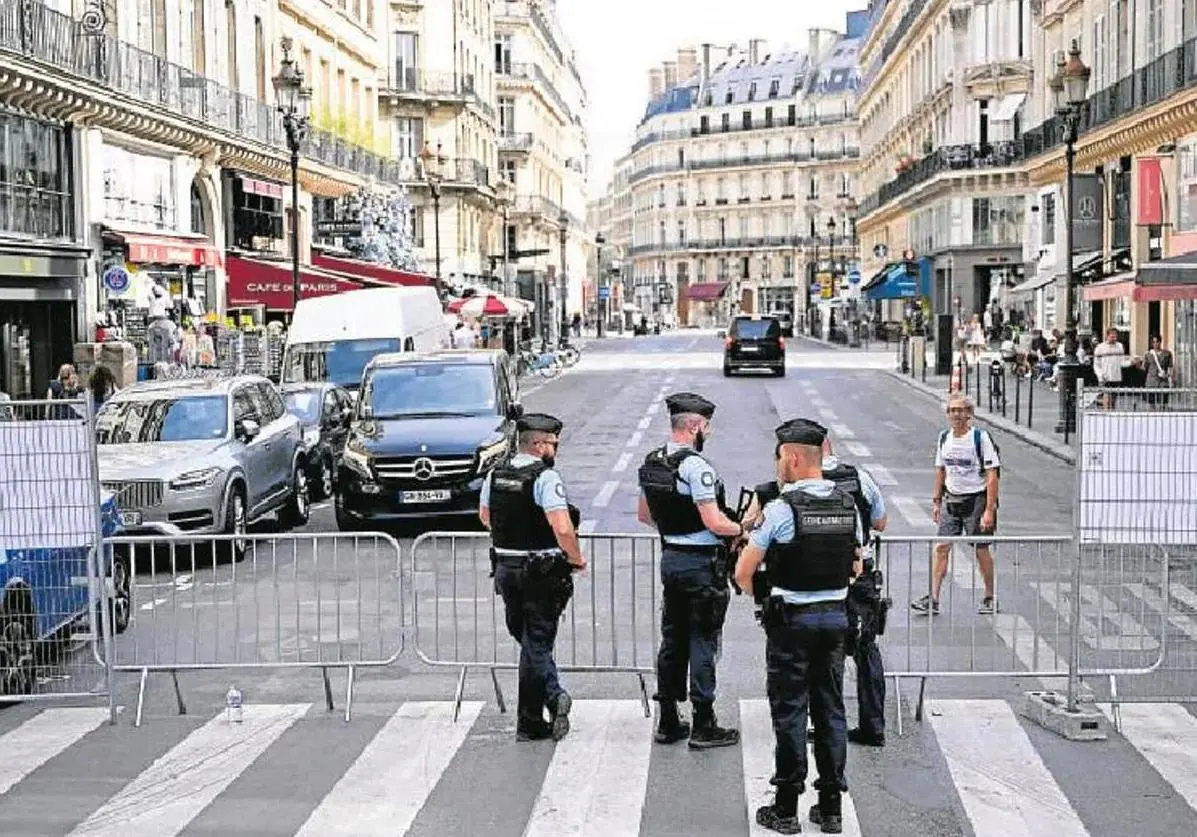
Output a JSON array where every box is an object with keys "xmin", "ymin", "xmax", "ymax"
[
  {"xmin": 754, "ymin": 480, "xmax": 781, "ymax": 507},
  {"xmin": 822, "ymin": 462, "xmax": 872, "ymax": 543},
  {"xmin": 765, "ymin": 488, "xmax": 859, "ymax": 592},
  {"xmin": 638, "ymin": 446, "xmax": 726, "ymax": 537},
  {"xmin": 489, "ymin": 460, "xmax": 559, "ymax": 551}
]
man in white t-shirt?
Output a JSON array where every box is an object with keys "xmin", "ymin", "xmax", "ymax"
[{"xmin": 911, "ymin": 395, "xmax": 1001, "ymax": 616}]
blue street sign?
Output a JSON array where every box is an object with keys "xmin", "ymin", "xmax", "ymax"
[
  {"xmin": 598, "ymin": 286, "xmax": 610, "ymax": 300},
  {"xmin": 102, "ymin": 264, "xmax": 130, "ymax": 294},
  {"xmin": 847, "ymin": 268, "xmax": 861, "ymax": 285}
]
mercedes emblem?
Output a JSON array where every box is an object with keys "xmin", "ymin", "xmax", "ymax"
[{"xmin": 413, "ymin": 457, "xmax": 435, "ymax": 481}]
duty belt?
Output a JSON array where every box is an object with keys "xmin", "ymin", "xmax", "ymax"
[
  {"xmin": 493, "ymin": 547, "xmax": 563, "ymax": 567},
  {"xmin": 661, "ymin": 542, "xmax": 721, "ymax": 554}
]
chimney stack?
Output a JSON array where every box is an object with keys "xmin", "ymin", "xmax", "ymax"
[
  {"xmin": 663, "ymin": 61, "xmax": 678, "ymax": 88},
  {"xmin": 701, "ymin": 43, "xmax": 712, "ymax": 82},
  {"xmin": 677, "ymin": 47, "xmax": 698, "ymax": 81},
  {"xmin": 648, "ymin": 67, "xmax": 664, "ymax": 100},
  {"xmin": 749, "ymin": 39, "xmax": 766, "ymax": 65}
]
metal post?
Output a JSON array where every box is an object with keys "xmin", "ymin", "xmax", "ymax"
[
  {"xmin": 501, "ymin": 205, "xmax": 510, "ymax": 298},
  {"xmin": 290, "ymin": 146, "xmax": 301, "ymax": 311},
  {"xmin": 432, "ymin": 189, "xmax": 442, "ymax": 285},
  {"xmin": 558, "ymin": 221, "xmax": 569, "ymax": 344},
  {"xmin": 1055, "ymin": 137, "xmax": 1080, "ymax": 434}
]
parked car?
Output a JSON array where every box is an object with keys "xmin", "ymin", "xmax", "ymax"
[
  {"xmin": 95, "ymin": 375, "xmax": 310, "ymax": 560},
  {"xmin": 772, "ymin": 310, "xmax": 795, "ymax": 338},
  {"xmin": 722, "ymin": 314, "xmax": 786, "ymax": 377},
  {"xmin": 336, "ymin": 350, "xmax": 521, "ymax": 529},
  {"xmin": 282, "ymin": 382, "xmax": 353, "ymax": 500}
]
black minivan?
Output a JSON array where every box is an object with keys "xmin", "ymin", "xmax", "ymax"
[
  {"xmin": 723, "ymin": 315, "xmax": 786, "ymax": 377},
  {"xmin": 335, "ymin": 349, "xmax": 522, "ymax": 529}
]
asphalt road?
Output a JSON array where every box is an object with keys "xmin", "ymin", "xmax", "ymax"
[{"xmin": 1, "ymin": 331, "xmax": 1196, "ymax": 837}]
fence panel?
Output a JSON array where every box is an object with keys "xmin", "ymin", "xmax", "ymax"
[
  {"xmin": 410, "ymin": 531, "xmax": 659, "ymax": 719},
  {"xmin": 0, "ymin": 398, "xmax": 116, "ymax": 719},
  {"xmin": 107, "ymin": 532, "xmax": 404, "ymax": 724},
  {"xmin": 1072, "ymin": 386, "xmax": 1197, "ymax": 712}
]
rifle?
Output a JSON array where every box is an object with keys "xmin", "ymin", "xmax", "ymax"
[{"xmin": 725, "ymin": 487, "xmax": 755, "ymax": 595}]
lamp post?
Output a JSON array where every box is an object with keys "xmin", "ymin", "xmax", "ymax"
[
  {"xmin": 594, "ymin": 232, "xmax": 606, "ymax": 338},
  {"xmin": 558, "ymin": 212, "xmax": 569, "ymax": 344},
  {"xmin": 419, "ymin": 141, "xmax": 448, "ymax": 295},
  {"xmin": 1049, "ymin": 40, "xmax": 1091, "ymax": 434},
  {"xmin": 272, "ymin": 37, "xmax": 311, "ymax": 313},
  {"xmin": 494, "ymin": 179, "xmax": 512, "ymax": 297}
]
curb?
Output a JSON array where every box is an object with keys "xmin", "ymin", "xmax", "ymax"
[{"xmin": 883, "ymin": 370, "xmax": 1077, "ymax": 465}]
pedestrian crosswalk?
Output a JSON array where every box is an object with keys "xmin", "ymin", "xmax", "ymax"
[{"xmin": 0, "ymin": 697, "xmax": 1195, "ymax": 836}]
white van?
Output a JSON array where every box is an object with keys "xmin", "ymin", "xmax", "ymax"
[{"xmin": 281, "ymin": 286, "xmax": 448, "ymax": 393}]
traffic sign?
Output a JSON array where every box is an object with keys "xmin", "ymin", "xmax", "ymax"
[
  {"xmin": 102, "ymin": 264, "xmax": 130, "ymax": 294},
  {"xmin": 598, "ymin": 286, "xmax": 610, "ymax": 300},
  {"xmin": 847, "ymin": 268, "xmax": 861, "ymax": 285}
]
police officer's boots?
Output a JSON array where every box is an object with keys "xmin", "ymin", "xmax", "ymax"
[
  {"xmin": 755, "ymin": 786, "xmax": 800, "ymax": 835},
  {"xmin": 654, "ymin": 698, "xmax": 690, "ymax": 745},
  {"xmin": 688, "ymin": 703, "xmax": 740, "ymax": 749},
  {"xmin": 808, "ymin": 790, "xmax": 843, "ymax": 834}
]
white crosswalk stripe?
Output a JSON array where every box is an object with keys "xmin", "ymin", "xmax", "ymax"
[{"xmin": 0, "ymin": 697, "xmax": 1192, "ymax": 835}]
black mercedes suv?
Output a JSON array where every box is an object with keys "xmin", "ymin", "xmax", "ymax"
[
  {"xmin": 723, "ymin": 314, "xmax": 786, "ymax": 377},
  {"xmin": 335, "ymin": 350, "xmax": 522, "ymax": 529}
]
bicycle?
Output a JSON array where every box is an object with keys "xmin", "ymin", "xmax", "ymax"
[
  {"xmin": 556, "ymin": 339, "xmax": 581, "ymax": 367},
  {"xmin": 517, "ymin": 343, "xmax": 562, "ymax": 378}
]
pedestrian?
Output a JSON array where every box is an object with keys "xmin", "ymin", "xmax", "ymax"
[
  {"xmin": 1145, "ymin": 334, "xmax": 1174, "ymax": 406},
  {"xmin": 478, "ymin": 412, "xmax": 586, "ymax": 742},
  {"xmin": 88, "ymin": 366, "xmax": 119, "ymax": 415},
  {"xmin": 911, "ymin": 395, "xmax": 1001, "ymax": 616},
  {"xmin": 637, "ymin": 391, "xmax": 742, "ymax": 749},
  {"xmin": 734, "ymin": 419, "xmax": 862, "ymax": 835},
  {"xmin": 1094, "ymin": 327, "xmax": 1126, "ymax": 408}
]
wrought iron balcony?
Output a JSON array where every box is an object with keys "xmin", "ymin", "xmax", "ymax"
[
  {"xmin": 858, "ymin": 140, "xmax": 1025, "ymax": 217},
  {"xmin": 0, "ymin": 0, "xmax": 402, "ymax": 184},
  {"xmin": 498, "ymin": 132, "xmax": 534, "ymax": 153},
  {"xmin": 498, "ymin": 62, "xmax": 577, "ymax": 124}
]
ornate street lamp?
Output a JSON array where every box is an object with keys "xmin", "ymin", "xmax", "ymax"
[
  {"xmin": 419, "ymin": 141, "xmax": 448, "ymax": 292},
  {"xmin": 1049, "ymin": 40, "xmax": 1091, "ymax": 434},
  {"xmin": 558, "ymin": 212, "xmax": 570, "ymax": 344},
  {"xmin": 272, "ymin": 37, "xmax": 311, "ymax": 312}
]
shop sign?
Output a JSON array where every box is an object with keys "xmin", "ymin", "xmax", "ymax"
[
  {"xmin": 240, "ymin": 176, "xmax": 285, "ymax": 199},
  {"xmin": 102, "ymin": 264, "xmax": 130, "ymax": 293},
  {"xmin": 315, "ymin": 220, "xmax": 362, "ymax": 237},
  {"xmin": 1071, "ymin": 174, "xmax": 1104, "ymax": 251},
  {"xmin": 246, "ymin": 281, "xmax": 340, "ymax": 295},
  {"xmin": 125, "ymin": 240, "xmax": 220, "ymax": 267}
]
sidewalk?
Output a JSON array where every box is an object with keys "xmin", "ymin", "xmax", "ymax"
[{"xmin": 797, "ymin": 333, "xmax": 1078, "ymax": 464}]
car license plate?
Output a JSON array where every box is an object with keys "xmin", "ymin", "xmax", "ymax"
[
  {"xmin": 119, "ymin": 511, "xmax": 142, "ymax": 526},
  {"xmin": 741, "ymin": 345, "xmax": 759, "ymax": 352},
  {"xmin": 400, "ymin": 489, "xmax": 451, "ymax": 504}
]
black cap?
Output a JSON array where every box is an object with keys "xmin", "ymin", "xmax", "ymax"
[
  {"xmin": 665, "ymin": 392, "xmax": 716, "ymax": 419},
  {"xmin": 517, "ymin": 413, "xmax": 563, "ymax": 435},
  {"xmin": 774, "ymin": 418, "xmax": 827, "ymax": 447}
]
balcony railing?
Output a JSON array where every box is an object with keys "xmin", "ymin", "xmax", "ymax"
[
  {"xmin": 627, "ymin": 234, "xmax": 857, "ymax": 256},
  {"xmin": 500, "ymin": 62, "xmax": 577, "ymax": 124},
  {"xmin": 628, "ymin": 148, "xmax": 860, "ymax": 185},
  {"xmin": 498, "ymin": 132, "xmax": 534, "ymax": 152},
  {"xmin": 383, "ymin": 68, "xmax": 493, "ymax": 119},
  {"xmin": 450, "ymin": 158, "xmax": 491, "ymax": 188},
  {"xmin": 1, "ymin": 1, "xmax": 401, "ymax": 184},
  {"xmin": 858, "ymin": 140, "xmax": 1025, "ymax": 217}
]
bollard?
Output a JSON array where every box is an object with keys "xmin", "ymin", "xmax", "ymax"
[
  {"xmin": 1027, "ymin": 374, "xmax": 1035, "ymax": 429},
  {"xmin": 1014, "ymin": 371, "xmax": 1022, "ymax": 424}
]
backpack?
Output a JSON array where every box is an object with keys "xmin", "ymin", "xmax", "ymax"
[{"xmin": 938, "ymin": 427, "xmax": 1000, "ymax": 477}]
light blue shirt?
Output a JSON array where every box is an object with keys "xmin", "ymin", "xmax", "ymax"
[
  {"xmin": 750, "ymin": 478, "xmax": 863, "ymax": 605},
  {"xmin": 660, "ymin": 441, "xmax": 721, "ymax": 547},
  {"xmin": 479, "ymin": 453, "xmax": 569, "ymax": 513},
  {"xmin": 823, "ymin": 455, "xmax": 886, "ymax": 545}
]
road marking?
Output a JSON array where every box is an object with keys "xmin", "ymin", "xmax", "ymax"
[
  {"xmin": 69, "ymin": 703, "xmax": 311, "ymax": 837},
  {"xmin": 636, "ymin": 416, "xmax": 652, "ymax": 430},
  {"xmin": 843, "ymin": 441, "xmax": 871, "ymax": 458},
  {"xmin": 578, "ymin": 520, "xmax": 597, "ymax": 534},
  {"xmin": 1030, "ymin": 583, "xmax": 1159, "ymax": 652},
  {"xmin": 0, "ymin": 708, "xmax": 114, "ymax": 796},
  {"xmin": 830, "ymin": 423, "xmax": 855, "ymax": 439},
  {"xmin": 741, "ymin": 699, "xmax": 862, "ymax": 836},
  {"xmin": 523, "ymin": 700, "xmax": 653, "ymax": 837},
  {"xmin": 139, "ymin": 597, "xmax": 169, "ymax": 612},
  {"xmin": 862, "ymin": 463, "xmax": 897, "ymax": 487},
  {"xmin": 809, "ymin": 396, "xmax": 828, "ymax": 407},
  {"xmin": 1125, "ymin": 583, "xmax": 1197, "ymax": 642},
  {"xmin": 883, "ymin": 420, "xmax": 904, "ymax": 432},
  {"xmin": 892, "ymin": 496, "xmax": 933, "ymax": 527},
  {"xmin": 928, "ymin": 700, "xmax": 1090, "ymax": 837},
  {"xmin": 646, "ymin": 402, "xmax": 661, "ymax": 415},
  {"xmin": 612, "ymin": 453, "xmax": 632, "ymax": 473},
  {"xmin": 818, "ymin": 408, "xmax": 839, "ymax": 422},
  {"xmin": 312, "ymin": 501, "xmax": 331, "ymax": 511},
  {"xmin": 296, "ymin": 702, "xmax": 481, "ymax": 836},
  {"xmin": 593, "ymin": 480, "xmax": 620, "ymax": 508},
  {"xmin": 626, "ymin": 431, "xmax": 643, "ymax": 448},
  {"xmin": 1102, "ymin": 703, "xmax": 1197, "ymax": 815}
]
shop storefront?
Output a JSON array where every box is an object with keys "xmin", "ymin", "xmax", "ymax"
[
  {"xmin": 225, "ymin": 254, "xmax": 363, "ymax": 314},
  {"xmin": 0, "ymin": 112, "xmax": 87, "ymax": 398},
  {"xmin": 223, "ymin": 172, "xmax": 286, "ymax": 256},
  {"xmin": 684, "ymin": 282, "xmax": 729, "ymax": 327}
]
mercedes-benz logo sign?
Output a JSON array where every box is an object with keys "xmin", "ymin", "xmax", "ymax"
[{"xmin": 412, "ymin": 457, "xmax": 435, "ymax": 481}]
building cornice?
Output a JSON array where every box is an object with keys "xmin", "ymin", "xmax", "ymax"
[{"xmin": 856, "ymin": 167, "xmax": 1030, "ymax": 232}]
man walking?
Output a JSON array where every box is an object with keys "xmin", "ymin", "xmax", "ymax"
[{"xmin": 911, "ymin": 395, "xmax": 1001, "ymax": 616}]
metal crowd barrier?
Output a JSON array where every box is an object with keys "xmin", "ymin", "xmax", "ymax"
[
  {"xmin": 410, "ymin": 531, "xmax": 660, "ymax": 721},
  {"xmin": 0, "ymin": 397, "xmax": 118, "ymax": 721},
  {"xmin": 876, "ymin": 535, "xmax": 1167, "ymax": 729},
  {"xmin": 106, "ymin": 532, "xmax": 404, "ymax": 725}
]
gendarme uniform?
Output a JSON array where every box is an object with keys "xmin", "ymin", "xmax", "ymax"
[
  {"xmin": 751, "ymin": 419, "xmax": 862, "ymax": 835},
  {"xmin": 637, "ymin": 391, "xmax": 740, "ymax": 749},
  {"xmin": 481, "ymin": 412, "xmax": 579, "ymax": 742}
]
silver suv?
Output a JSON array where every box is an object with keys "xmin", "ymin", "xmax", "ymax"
[{"xmin": 95, "ymin": 375, "xmax": 310, "ymax": 557}]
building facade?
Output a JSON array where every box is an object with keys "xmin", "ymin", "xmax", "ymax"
[{"xmin": 604, "ymin": 22, "xmax": 866, "ymax": 328}]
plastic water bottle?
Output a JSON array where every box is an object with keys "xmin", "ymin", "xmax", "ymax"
[{"xmin": 226, "ymin": 686, "xmax": 243, "ymax": 724}]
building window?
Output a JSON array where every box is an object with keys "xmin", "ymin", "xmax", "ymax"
[
  {"xmin": 498, "ymin": 96, "xmax": 515, "ymax": 134},
  {"xmin": 787, "ymin": 104, "xmax": 796, "ymax": 126},
  {"xmin": 783, "ymin": 254, "xmax": 794, "ymax": 277},
  {"xmin": 0, "ymin": 114, "xmax": 72, "ymax": 239},
  {"xmin": 741, "ymin": 110, "xmax": 752, "ymax": 129},
  {"xmin": 718, "ymin": 258, "xmax": 729, "ymax": 279},
  {"xmin": 501, "ymin": 160, "xmax": 516, "ymax": 183},
  {"xmin": 494, "ymin": 35, "xmax": 512, "ymax": 74},
  {"xmin": 1147, "ymin": 0, "xmax": 1164, "ymax": 61},
  {"xmin": 762, "ymin": 257, "xmax": 771, "ymax": 279},
  {"xmin": 1041, "ymin": 192, "xmax": 1056, "ymax": 245},
  {"xmin": 677, "ymin": 219, "xmax": 686, "ymax": 245},
  {"xmin": 393, "ymin": 32, "xmax": 418, "ymax": 90},
  {"xmin": 1175, "ymin": 144, "xmax": 1197, "ymax": 232},
  {"xmin": 699, "ymin": 115, "xmax": 710, "ymax": 133},
  {"xmin": 782, "ymin": 172, "xmax": 793, "ymax": 196},
  {"xmin": 740, "ymin": 257, "xmax": 750, "ymax": 279},
  {"xmin": 769, "ymin": 78, "xmax": 780, "ymax": 98},
  {"xmin": 724, "ymin": 89, "xmax": 733, "ymax": 104},
  {"xmin": 748, "ymin": 81, "xmax": 757, "ymax": 101},
  {"xmin": 395, "ymin": 117, "xmax": 423, "ymax": 160},
  {"xmin": 721, "ymin": 113, "xmax": 730, "ymax": 131},
  {"xmin": 697, "ymin": 258, "xmax": 706, "ymax": 280},
  {"xmin": 764, "ymin": 106, "xmax": 773, "ymax": 128}
]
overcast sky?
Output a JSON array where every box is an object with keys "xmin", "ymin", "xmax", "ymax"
[{"xmin": 555, "ymin": 0, "xmax": 864, "ymax": 200}]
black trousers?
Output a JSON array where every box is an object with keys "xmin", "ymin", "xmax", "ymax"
[{"xmin": 495, "ymin": 563, "xmax": 572, "ymax": 724}]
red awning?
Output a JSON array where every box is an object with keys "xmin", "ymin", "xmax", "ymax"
[
  {"xmin": 1083, "ymin": 273, "xmax": 1197, "ymax": 303},
  {"xmin": 311, "ymin": 251, "xmax": 435, "ymax": 287},
  {"xmin": 685, "ymin": 282, "xmax": 729, "ymax": 302},
  {"xmin": 1082, "ymin": 275, "xmax": 1134, "ymax": 302},
  {"xmin": 103, "ymin": 228, "xmax": 221, "ymax": 267},
  {"xmin": 225, "ymin": 254, "xmax": 363, "ymax": 311}
]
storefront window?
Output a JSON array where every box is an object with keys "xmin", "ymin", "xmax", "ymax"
[
  {"xmin": 1176, "ymin": 300, "xmax": 1196, "ymax": 387},
  {"xmin": 1176, "ymin": 143, "xmax": 1197, "ymax": 232},
  {"xmin": 0, "ymin": 114, "xmax": 72, "ymax": 239},
  {"xmin": 101, "ymin": 144, "xmax": 176, "ymax": 229}
]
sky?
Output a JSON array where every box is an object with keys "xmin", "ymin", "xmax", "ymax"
[{"xmin": 555, "ymin": 0, "xmax": 865, "ymax": 201}]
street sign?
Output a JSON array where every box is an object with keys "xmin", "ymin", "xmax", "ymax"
[
  {"xmin": 315, "ymin": 220, "xmax": 362, "ymax": 236},
  {"xmin": 598, "ymin": 286, "xmax": 610, "ymax": 300},
  {"xmin": 847, "ymin": 268, "xmax": 861, "ymax": 285},
  {"xmin": 817, "ymin": 272, "xmax": 834, "ymax": 299}
]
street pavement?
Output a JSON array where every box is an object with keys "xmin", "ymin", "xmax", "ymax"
[{"xmin": 1, "ymin": 331, "xmax": 1196, "ymax": 836}]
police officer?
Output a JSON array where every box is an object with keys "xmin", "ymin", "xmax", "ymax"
[
  {"xmin": 479, "ymin": 413, "xmax": 586, "ymax": 742},
  {"xmin": 741, "ymin": 433, "xmax": 889, "ymax": 746},
  {"xmin": 637, "ymin": 392, "xmax": 742, "ymax": 749},
  {"xmin": 734, "ymin": 419, "xmax": 862, "ymax": 835}
]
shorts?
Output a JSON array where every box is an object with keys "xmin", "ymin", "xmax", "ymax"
[{"xmin": 936, "ymin": 491, "xmax": 995, "ymax": 546}]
